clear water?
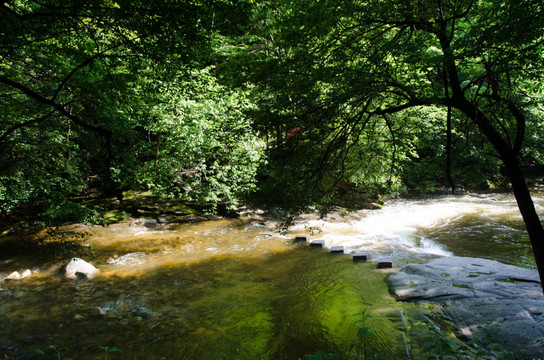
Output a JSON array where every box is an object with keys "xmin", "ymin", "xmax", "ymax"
[{"xmin": 0, "ymin": 190, "xmax": 541, "ymax": 359}]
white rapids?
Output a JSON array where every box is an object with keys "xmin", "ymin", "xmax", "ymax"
[{"xmin": 289, "ymin": 192, "xmax": 544, "ymax": 264}]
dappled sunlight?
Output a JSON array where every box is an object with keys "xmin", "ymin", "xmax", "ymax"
[{"xmin": 0, "ymin": 213, "xmax": 413, "ymax": 359}]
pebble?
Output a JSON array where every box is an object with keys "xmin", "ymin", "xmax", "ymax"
[
  {"xmin": 106, "ymin": 289, "xmax": 121, "ymax": 298},
  {"xmin": 91, "ymin": 307, "xmax": 107, "ymax": 316}
]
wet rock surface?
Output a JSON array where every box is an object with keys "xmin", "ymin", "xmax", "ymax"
[
  {"xmin": 387, "ymin": 256, "xmax": 544, "ymax": 359},
  {"xmin": 64, "ymin": 257, "xmax": 99, "ymax": 279}
]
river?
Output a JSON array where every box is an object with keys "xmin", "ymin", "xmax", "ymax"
[{"xmin": 0, "ymin": 190, "xmax": 542, "ymax": 359}]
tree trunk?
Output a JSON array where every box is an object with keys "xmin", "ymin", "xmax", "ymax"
[
  {"xmin": 155, "ymin": 132, "xmax": 161, "ymax": 166},
  {"xmin": 454, "ymin": 98, "xmax": 544, "ymax": 294},
  {"xmin": 503, "ymin": 154, "xmax": 544, "ymax": 295},
  {"xmin": 446, "ymin": 105, "xmax": 454, "ymax": 194},
  {"xmin": 437, "ymin": 23, "xmax": 544, "ymax": 292}
]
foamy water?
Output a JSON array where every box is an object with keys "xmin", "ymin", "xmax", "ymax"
[
  {"xmin": 289, "ymin": 192, "xmax": 542, "ymax": 265},
  {"xmin": 73, "ymin": 191, "xmax": 543, "ymax": 276}
]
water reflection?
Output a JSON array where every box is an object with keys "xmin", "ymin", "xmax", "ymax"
[{"xmin": 0, "ymin": 247, "xmax": 407, "ymax": 359}]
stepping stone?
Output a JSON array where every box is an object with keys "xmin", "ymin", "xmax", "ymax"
[
  {"xmin": 377, "ymin": 261, "xmax": 393, "ymax": 269},
  {"xmin": 310, "ymin": 240, "xmax": 325, "ymax": 248},
  {"xmin": 352, "ymin": 253, "xmax": 368, "ymax": 262},
  {"xmin": 294, "ymin": 235, "xmax": 309, "ymax": 242},
  {"xmin": 330, "ymin": 246, "xmax": 344, "ymax": 254}
]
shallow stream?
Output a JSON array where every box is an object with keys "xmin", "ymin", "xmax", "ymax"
[{"xmin": 1, "ymin": 190, "xmax": 542, "ymax": 359}]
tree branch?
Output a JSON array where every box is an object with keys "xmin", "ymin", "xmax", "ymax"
[
  {"xmin": 0, "ymin": 75, "xmax": 113, "ymax": 144},
  {"xmin": 0, "ymin": 110, "xmax": 55, "ymax": 144}
]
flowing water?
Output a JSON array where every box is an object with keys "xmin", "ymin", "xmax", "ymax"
[{"xmin": 0, "ymin": 190, "xmax": 542, "ymax": 359}]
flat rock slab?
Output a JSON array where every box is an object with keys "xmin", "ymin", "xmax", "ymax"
[
  {"xmin": 387, "ymin": 256, "xmax": 542, "ymax": 301},
  {"xmin": 387, "ymin": 256, "xmax": 544, "ymax": 358}
]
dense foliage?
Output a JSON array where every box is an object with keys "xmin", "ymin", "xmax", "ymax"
[
  {"xmin": 240, "ymin": 0, "xmax": 544, "ymax": 287},
  {"xmin": 0, "ymin": 0, "xmax": 261, "ymax": 222},
  {"xmin": 1, "ymin": 0, "xmax": 543, "ymax": 245},
  {"xmin": 243, "ymin": 0, "xmax": 543, "ymax": 202}
]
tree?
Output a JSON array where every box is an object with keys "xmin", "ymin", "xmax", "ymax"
[
  {"xmin": 0, "ymin": 0, "xmax": 259, "ymax": 224},
  {"xmin": 249, "ymin": 0, "xmax": 544, "ymax": 290},
  {"xmin": 134, "ymin": 66, "xmax": 264, "ymax": 210}
]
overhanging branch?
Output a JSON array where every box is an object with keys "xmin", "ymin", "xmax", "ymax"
[
  {"xmin": 0, "ymin": 110, "xmax": 55, "ymax": 144},
  {"xmin": 0, "ymin": 75, "xmax": 113, "ymax": 162},
  {"xmin": 0, "ymin": 75, "xmax": 112, "ymax": 138}
]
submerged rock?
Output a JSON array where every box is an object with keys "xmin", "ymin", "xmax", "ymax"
[
  {"xmin": 64, "ymin": 258, "xmax": 99, "ymax": 279},
  {"xmin": 90, "ymin": 306, "xmax": 107, "ymax": 317},
  {"xmin": 4, "ymin": 271, "xmax": 21, "ymax": 280},
  {"xmin": 3, "ymin": 269, "xmax": 32, "ymax": 281},
  {"xmin": 387, "ymin": 256, "xmax": 544, "ymax": 359}
]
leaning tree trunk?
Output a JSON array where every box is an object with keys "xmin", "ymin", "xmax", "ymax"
[
  {"xmin": 503, "ymin": 154, "xmax": 544, "ymax": 295},
  {"xmin": 455, "ymin": 97, "xmax": 544, "ymax": 295}
]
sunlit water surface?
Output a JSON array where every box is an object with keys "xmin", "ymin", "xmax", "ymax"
[{"xmin": 1, "ymin": 190, "xmax": 542, "ymax": 359}]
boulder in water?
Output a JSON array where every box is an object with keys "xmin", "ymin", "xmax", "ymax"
[
  {"xmin": 65, "ymin": 258, "xmax": 99, "ymax": 279},
  {"xmin": 310, "ymin": 239, "xmax": 325, "ymax": 248},
  {"xmin": 330, "ymin": 246, "xmax": 344, "ymax": 254},
  {"xmin": 4, "ymin": 271, "xmax": 21, "ymax": 280},
  {"xmin": 3, "ymin": 269, "xmax": 32, "ymax": 281},
  {"xmin": 377, "ymin": 261, "xmax": 393, "ymax": 269},
  {"xmin": 352, "ymin": 253, "xmax": 368, "ymax": 262}
]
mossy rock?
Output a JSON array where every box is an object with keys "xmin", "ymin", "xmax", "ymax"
[
  {"xmin": 99, "ymin": 210, "xmax": 130, "ymax": 224},
  {"xmin": 163, "ymin": 202, "xmax": 199, "ymax": 215}
]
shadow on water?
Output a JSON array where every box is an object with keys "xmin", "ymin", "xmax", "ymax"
[{"xmin": 0, "ymin": 244, "xmax": 410, "ymax": 360}]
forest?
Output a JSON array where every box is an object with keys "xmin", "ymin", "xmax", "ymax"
[{"xmin": 2, "ymin": 0, "xmax": 543, "ymax": 281}]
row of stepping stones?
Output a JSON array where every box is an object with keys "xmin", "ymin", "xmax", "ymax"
[{"xmin": 294, "ymin": 235, "xmax": 393, "ymax": 269}]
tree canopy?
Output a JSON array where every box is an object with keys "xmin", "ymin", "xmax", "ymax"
[
  {"xmin": 0, "ymin": 0, "xmax": 260, "ymax": 221},
  {"xmin": 241, "ymin": 0, "xmax": 544, "ymax": 288}
]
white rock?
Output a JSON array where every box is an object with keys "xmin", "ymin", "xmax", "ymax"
[
  {"xmin": 65, "ymin": 258, "xmax": 99, "ymax": 279},
  {"xmin": 20, "ymin": 269, "xmax": 32, "ymax": 279},
  {"xmin": 4, "ymin": 271, "xmax": 21, "ymax": 280}
]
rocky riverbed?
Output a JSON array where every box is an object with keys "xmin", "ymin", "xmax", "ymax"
[{"xmin": 387, "ymin": 256, "xmax": 544, "ymax": 359}]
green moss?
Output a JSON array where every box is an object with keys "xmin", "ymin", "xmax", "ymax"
[
  {"xmin": 166, "ymin": 202, "xmax": 198, "ymax": 215},
  {"xmin": 99, "ymin": 210, "xmax": 130, "ymax": 224},
  {"xmin": 421, "ymin": 303, "xmax": 439, "ymax": 313},
  {"xmin": 452, "ymin": 283, "xmax": 473, "ymax": 289},
  {"xmin": 496, "ymin": 278, "xmax": 518, "ymax": 284},
  {"xmin": 122, "ymin": 190, "xmax": 156, "ymax": 201}
]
